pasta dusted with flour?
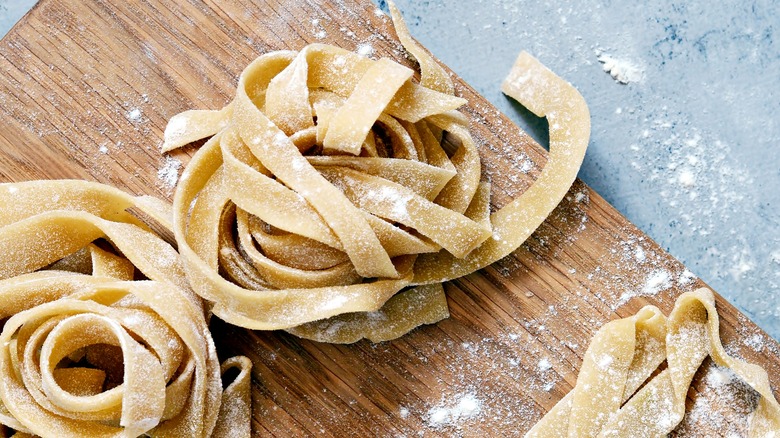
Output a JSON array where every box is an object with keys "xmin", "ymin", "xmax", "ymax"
[
  {"xmin": 162, "ymin": 5, "xmax": 590, "ymax": 342},
  {"xmin": 526, "ymin": 288, "xmax": 780, "ymax": 437},
  {"xmin": 0, "ymin": 181, "xmax": 251, "ymax": 437}
]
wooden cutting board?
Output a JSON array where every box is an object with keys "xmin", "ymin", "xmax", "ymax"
[{"xmin": 1, "ymin": 1, "xmax": 777, "ymax": 436}]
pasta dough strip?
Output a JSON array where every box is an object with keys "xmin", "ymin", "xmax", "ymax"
[
  {"xmin": 307, "ymin": 155, "xmax": 456, "ymax": 200},
  {"xmin": 525, "ymin": 288, "xmax": 780, "ymax": 437},
  {"xmin": 174, "ymin": 130, "xmax": 417, "ymax": 329},
  {"xmin": 286, "ymin": 283, "xmax": 449, "ymax": 344},
  {"xmin": 0, "ymin": 180, "xmax": 251, "ymax": 437},
  {"xmin": 318, "ymin": 167, "xmax": 490, "ymax": 257},
  {"xmin": 162, "ymin": 6, "xmax": 590, "ymax": 342},
  {"xmin": 323, "ymin": 58, "xmax": 413, "ymax": 155},
  {"xmin": 387, "ymin": 1, "xmax": 454, "ymax": 95},
  {"xmin": 411, "ymin": 51, "xmax": 590, "ymax": 284},
  {"xmin": 234, "ymin": 66, "xmax": 398, "ymax": 279}
]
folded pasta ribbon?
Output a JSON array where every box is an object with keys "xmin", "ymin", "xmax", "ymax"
[
  {"xmin": 0, "ymin": 180, "xmax": 251, "ymax": 438},
  {"xmin": 526, "ymin": 287, "xmax": 780, "ymax": 437},
  {"xmin": 162, "ymin": 5, "xmax": 589, "ymax": 342}
]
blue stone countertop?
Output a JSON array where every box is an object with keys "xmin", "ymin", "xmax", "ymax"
[{"xmin": 1, "ymin": 1, "xmax": 778, "ymax": 339}]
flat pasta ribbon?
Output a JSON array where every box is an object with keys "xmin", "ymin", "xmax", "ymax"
[
  {"xmin": 525, "ymin": 287, "xmax": 780, "ymax": 437},
  {"xmin": 0, "ymin": 180, "xmax": 251, "ymax": 438},
  {"xmin": 162, "ymin": 6, "xmax": 589, "ymax": 343}
]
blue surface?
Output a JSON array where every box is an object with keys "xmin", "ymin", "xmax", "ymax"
[
  {"xmin": 0, "ymin": 0, "xmax": 34, "ymax": 37},
  {"xmin": 1, "ymin": 1, "xmax": 778, "ymax": 340}
]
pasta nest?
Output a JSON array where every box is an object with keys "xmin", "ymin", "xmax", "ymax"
[
  {"xmin": 163, "ymin": 7, "xmax": 589, "ymax": 342},
  {"xmin": 0, "ymin": 181, "xmax": 250, "ymax": 438}
]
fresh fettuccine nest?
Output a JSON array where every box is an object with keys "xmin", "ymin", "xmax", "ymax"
[
  {"xmin": 0, "ymin": 181, "xmax": 251, "ymax": 437},
  {"xmin": 526, "ymin": 287, "xmax": 780, "ymax": 437},
  {"xmin": 162, "ymin": 5, "xmax": 589, "ymax": 343}
]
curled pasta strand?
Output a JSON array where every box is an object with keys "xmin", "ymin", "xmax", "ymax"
[
  {"xmin": 525, "ymin": 287, "xmax": 780, "ymax": 437},
  {"xmin": 163, "ymin": 6, "xmax": 589, "ymax": 342},
  {"xmin": 0, "ymin": 181, "xmax": 251, "ymax": 437}
]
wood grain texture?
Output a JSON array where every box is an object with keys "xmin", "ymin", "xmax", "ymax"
[{"xmin": 0, "ymin": 1, "xmax": 777, "ymax": 436}]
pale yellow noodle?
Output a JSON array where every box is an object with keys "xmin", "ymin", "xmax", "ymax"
[
  {"xmin": 162, "ymin": 5, "xmax": 589, "ymax": 343},
  {"xmin": 525, "ymin": 288, "xmax": 780, "ymax": 437},
  {"xmin": 0, "ymin": 180, "xmax": 251, "ymax": 437}
]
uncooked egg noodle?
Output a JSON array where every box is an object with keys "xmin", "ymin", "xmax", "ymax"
[
  {"xmin": 525, "ymin": 287, "xmax": 780, "ymax": 437},
  {"xmin": 161, "ymin": 5, "xmax": 590, "ymax": 342},
  {"xmin": 0, "ymin": 180, "xmax": 251, "ymax": 437}
]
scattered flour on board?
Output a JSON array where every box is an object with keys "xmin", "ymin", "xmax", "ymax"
[
  {"xmin": 357, "ymin": 43, "xmax": 374, "ymax": 57},
  {"xmin": 596, "ymin": 52, "xmax": 644, "ymax": 84},
  {"xmin": 158, "ymin": 156, "xmax": 182, "ymax": 189},
  {"xmin": 642, "ymin": 269, "xmax": 672, "ymax": 295},
  {"xmin": 614, "ymin": 268, "xmax": 673, "ymax": 307},
  {"xmin": 127, "ymin": 108, "xmax": 142, "ymax": 122},
  {"xmin": 311, "ymin": 18, "xmax": 327, "ymax": 39},
  {"xmin": 426, "ymin": 393, "xmax": 482, "ymax": 428}
]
